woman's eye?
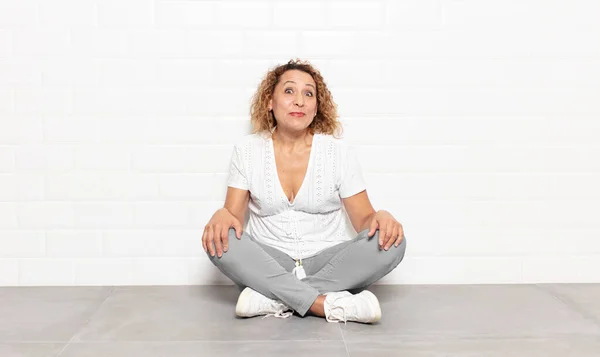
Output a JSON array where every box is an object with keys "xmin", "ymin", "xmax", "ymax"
[
  {"xmin": 285, "ymin": 88, "xmax": 293, "ymax": 94},
  {"xmin": 306, "ymin": 92, "xmax": 313, "ymax": 97}
]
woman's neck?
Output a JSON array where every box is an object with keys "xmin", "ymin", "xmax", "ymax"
[{"xmin": 272, "ymin": 127, "xmax": 313, "ymax": 152}]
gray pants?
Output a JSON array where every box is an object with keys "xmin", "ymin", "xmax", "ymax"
[{"xmin": 208, "ymin": 228, "xmax": 407, "ymax": 316}]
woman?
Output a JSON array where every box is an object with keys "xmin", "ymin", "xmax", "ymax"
[{"xmin": 203, "ymin": 59, "xmax": 407, "ymax": 324}]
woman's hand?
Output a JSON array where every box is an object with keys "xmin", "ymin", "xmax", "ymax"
[
  {"xmin": 202, "ymin": 208, "xmax": 243, "ymax": 258},
  {"xmin": 367, "ymin": 210, "xmax": 405, "ymax": 251}
]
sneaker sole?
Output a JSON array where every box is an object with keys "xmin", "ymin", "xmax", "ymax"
[
  {"xmin": 360, "ymin": 290, "xmax": 382, "ymax": 323},
  {"xmin": 235, "ymin": 287, "xmax": 254, "ymax": 317}
]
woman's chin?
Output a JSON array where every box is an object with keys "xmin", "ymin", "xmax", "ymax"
[{"xmin": 279, "ymin": 122, "xmax": 311, "ymax": 133}]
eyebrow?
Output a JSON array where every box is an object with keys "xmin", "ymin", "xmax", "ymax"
[{"xmin": 283, "ymin": 80, "xmax": 316, "ymax": 89}]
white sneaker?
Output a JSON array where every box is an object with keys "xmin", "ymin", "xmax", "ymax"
[
  {"xmin": 235, "ymin": 287, "xmax": 293, "ymax": 319},
  {"xmin": 324, "ymin": 290, "xmax": 382, "ymax": 324}
]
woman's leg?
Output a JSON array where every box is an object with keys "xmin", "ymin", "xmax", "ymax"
[
  {"xmin": 302, "ymin": 229, "xmax": 407, "ymax": 294},
  {"xmin": 207, "ymin": 228, "xmax": 320, "ymax": 316}
]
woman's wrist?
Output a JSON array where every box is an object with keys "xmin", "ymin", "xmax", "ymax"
[{"xmin": 358, "ymin": 210, "xmax": 377, "ymax": 232}]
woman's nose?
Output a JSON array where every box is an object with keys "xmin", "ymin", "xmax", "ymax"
[{"xmin": 295, "ymin": 95, "xmax": 304, "ymax": 107}]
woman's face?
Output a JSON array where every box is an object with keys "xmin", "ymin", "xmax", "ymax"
[{"xmin": 269, "ymin": 69, "xmax": 318, "ymax": 133}]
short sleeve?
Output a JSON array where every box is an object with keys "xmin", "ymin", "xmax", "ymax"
[
  {"xmin": 339, "ymin": 144, "xmax": 367, "ymax": 198},
  {"xmin": 226, "ymin": 144, "xmax": 249, "ymax": 190}
]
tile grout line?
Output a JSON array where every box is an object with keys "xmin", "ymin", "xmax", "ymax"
[
  {"xmin": 54, "ymin": 286, "xmax": 116, "ymax": 357},
  {"xmin": 50, "ymin": 339, "xmax": 352, "ymax": 344},
  {"xmin": 533, "ymin": 284, "xmax": 600, "ymax": 333},
  {"xmin": 338, "ymin": 323, "xmax": 350, "ymax": 356}
]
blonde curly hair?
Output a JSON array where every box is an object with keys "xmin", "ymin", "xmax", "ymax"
[{"xmin": 250, "ymin": 59, "xmax": 342, "ymax": 138}]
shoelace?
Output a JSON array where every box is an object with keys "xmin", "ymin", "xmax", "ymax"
[
  {"xmin": 262, "ymin": 309, "xmax": 293, "ymax": 319},
  {"xmin": 325, "ymin": 297, "xmax": 350, "ymax": 324},
  {"xmin": 327, "ymin": 306, "xmax": 348, "ymax": 325},
  {"xmin": 259, "ymin": 298, "xmax": 293, "ymax": 319}
]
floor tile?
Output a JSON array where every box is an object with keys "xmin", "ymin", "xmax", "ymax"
[
  {"xmin": 538, "ymin": 284, "xmax": 600, "ymax": 325},
  {"xmin": 0, "ymin": 343, "xmax": 65, "ymax": 357},
  {"xmin": 58, "ymin": 341, "xmax": 348, "ymax": 357},
  {"xmin": 339, "ymin": 285, "xmax": 600, "ymax": 341},
  {"xmin": 71, "ymin": 286, "xmax": 342, "ymax": 342},
  {"xmin": 0, "ymin": 287, "xmax": 112, "ymax": 342},
  {"xmin": 346, "ymin": 336, "xmax": 600, "ymax": 357}
]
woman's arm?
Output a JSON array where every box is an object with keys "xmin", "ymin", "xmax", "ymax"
[
  {"xmin": 342, "ymin": 190, "xmax": 376, "ymax": 233},
  {"xmin": 224, "ymin": 187, "xmax": 250, "ymax": 225},
  {"xmin": 343, "ymin": 190, "xmax": 405, "ymax": 250}
]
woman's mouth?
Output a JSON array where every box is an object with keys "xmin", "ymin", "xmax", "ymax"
[{"xmin": 289, "ymin": 112, "xmax": 305, "ymax": 117}]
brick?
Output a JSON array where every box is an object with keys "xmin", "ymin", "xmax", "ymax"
[
  {"xmin": 215, "ymin": 1, "xmax": 270, "ymax": 28},
  {"xmin": 19, "ymin": 259, "xmax": 74, "ymax": 286},
  {"xmin": 243, "ymin": 31, "xmax": 300, "ymax": 58},
  {"xmin": 0, "ymin": 30, "xmax": 9, "ymax": 57},
  {"xmin": 0, "ymin": 231, "xmax": 45, "ymax": 258},
  {"xmin": 102, "ymin": 229, "xmax": 202, "ymax": 257},
  {"xmin": 155, "ymin": 59, "xmax": 215, "ymax": 87},
  {"xmin": 12, "ymin": 29, "xmax": 70, "ymax": 56},
  {"xmin": 0, "ymin": 88, "xmax": 14, "ymax": 114},
  {"xmin": 41, "ymin": 58, "xmax": 100, "ymax": 86},
  {"xmin": 44, "ymin": 118, "xmax": 252, "ymax": 145},
  {"xmin": 0, "ymin": 203, "xmax": 18, "ymax": 228},
  {"xmin": 385, "ymin": 0, "xmax": 442, "ymax": 29},
  {"xmin": 69, "ymin": 29, "xmax": 129, "ymax": 57},
  {"xmin": 14, "ymin": 145, "xmax": 74, "ymax": 172},
  {"xmin": 0, "ymin": 148, "xmax": 14, "ymax": 173},
  {"xmin": 72, "ymin": 88, "xmax": 188, "ymax": 116},
  {"xmin": 0, "ymin": 118, "xmax": 43, "ymax": 144},
  {"xmin": 73, "ymin": 258, "xmax": 133, "ymax": 285},
  {"xmin": 131, "ymin": 146, "xmax": 230, "ymax": 173},
  {"xmin": 38, "ymin": 0, "xmax": 96, "ymax": 27},
  {"xmin": 342, "ymin": 117, "xmax": 600, "ymax": 146},
  {"xmin": 46, "ymin": 230, "xmax": 103, "ymax": 258},
  {"xmin": 357, "ymin": 145, "xmax": 600, "ymax": 175},
  {"xmin": 0, "ymin": 259, "xmax": 18, "ymax": 286},
  {"xmin": 0, "ymin": 1, "xmax": 38, "ymax": 27},
  {"xmin": 127, "ymin": 29, "xmax": 186, "ymax": 57},
  {"xmin": 0, "ymin": 58, "xmax": 42, "ymax": 85},
  {"xmin": 380, "ymin": 257, "xmax": 523, "ymax": 284},
  {"xmin": 74, "ymin": 203, "xmax": 134, "ymax": 228},
  {"xmin": 273, "ymin": 2, "xmax": 325, "ymax": 28},
  {"xmin": 188, "ymin": 258, "xmax": 231, "ymax": 284},
  {"xmin": 17, "ymin": 202, "xmax": 75, "ymax": 229},
  {"xmin": 14, "ymin": 88, "xmax": 71, "ymax": 115},
  {"xmin": 523, "ymin": 256, "xmax": 600, "ymax": 283},
  {"xmin": 74, "ymin": 145, "xmax": 131, "ymax": 171},
  {"xmin": 158, "ymin": 174, "xmax": 226, "ymax": 200},
  {"xmin": 96, "ymin": 0, "xmax": 153, "ymax": 27},
  {"xmin": 328, "ymin": 1, "xmax": 384, "ymax": 28},
  {"xmin": 155, "ymin": 0, "xmax": 215, "ymax": 27},
  {"xmin": 300, "ymin": 31, "xmax": 386, "ymax": 58},
  {"xmin": 45, "ymin": 174, "xmax": 159, "ymax": 201},
  {"xmin": 130, "ymin": 258, "xmax": 189, "ymax": 285},
  {"xmin": 133, "ymin": 202, "xmax": 191, "ymax": 228},
  {"xmin": 185, "ymin": 30, "xmax": 244, "ymax": 57},
  {"xmin": 0, "ymin": 174, "xmax": 44, "ymax": 200}
]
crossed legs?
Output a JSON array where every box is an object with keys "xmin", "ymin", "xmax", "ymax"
[{"xmin": 208, "ymin": 228, "xmax": 407, "ymax": 316}]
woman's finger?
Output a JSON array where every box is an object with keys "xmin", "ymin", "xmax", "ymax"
[
  {"xmin": 385, "ymin": 224, "xmax": 399, "ymax": 250},
  {"xmin": 207, "ymin": 226, "xmax": 215, "ymax": 257},
  {"xmin": 395, "ymin": 228, "xmax": 405, "ymax": 247},
  {"xmin": 380, "ymin": 222, "xmax": 390, "ymax": 249},
  {"xmin": 213, "ymin": 225, "xmax": 224, "ymax": 257},
  {"xmin": 221, "ymin": 226, "xmax": 229, "ymax": 252},
  {"xmin": 201, "ymin": 229, "xmax": 207, "ymax": 252}
]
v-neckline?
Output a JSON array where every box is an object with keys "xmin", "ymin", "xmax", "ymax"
[{"xmin": 269, "ymin": 133, "xmax": 318, "ymax": 206}]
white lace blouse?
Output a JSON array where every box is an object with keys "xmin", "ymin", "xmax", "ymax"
[{"xmin": 226, "ymin": 131, "xmax": 367, "ymax": 260}]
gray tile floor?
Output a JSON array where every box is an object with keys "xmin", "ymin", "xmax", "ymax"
[{"xmin": 1, "ymin": 284, "xmax": 600, "ymax": 356}]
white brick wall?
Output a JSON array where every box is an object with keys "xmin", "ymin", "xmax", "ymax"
[{"xmin": 1, "ymin": 0, "xmax": 599, "ymax": 286}]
